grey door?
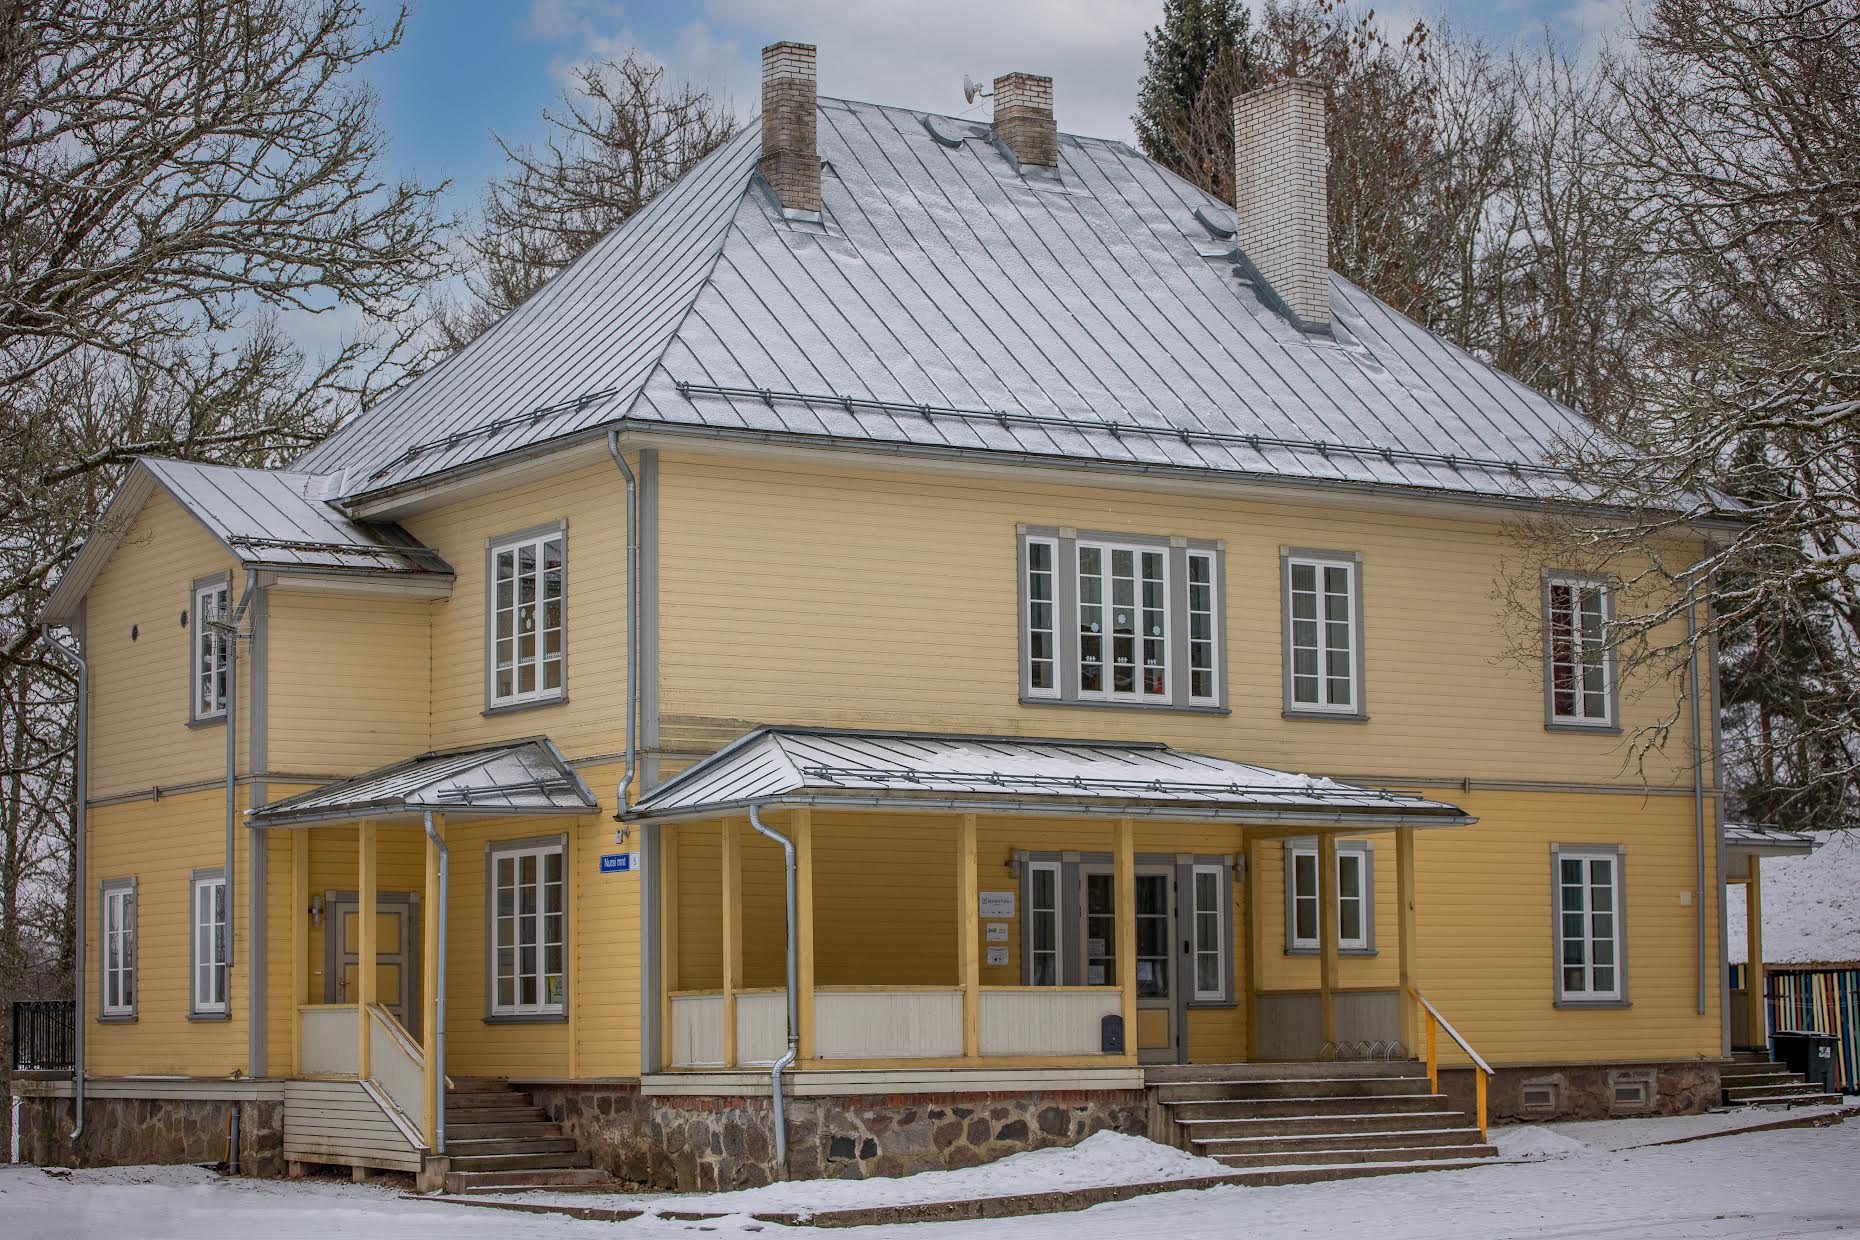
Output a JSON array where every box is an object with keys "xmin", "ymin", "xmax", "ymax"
[{"xmin": 324, "ymin": 891, "xmax": 418, "ymax": 1037}]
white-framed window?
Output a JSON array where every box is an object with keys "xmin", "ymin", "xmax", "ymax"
[
  {"xmin": 1191, "ymin": 863, "xmax": 1226, "ymax": 1001},
  {"xmin": 1025, "ymin": 538, "xmax": 1059, "ymax": 698},
  {"xmin": 190, "ymin": 871, "xmax": 228, "ymax": 1015},
  {"xmin": 1186, "ymin": 551, "xmax": 1218, "ymax": 703},
  {"xmin": 490, "ymin": 838, "xmax": 567, "ymax": 1017},
  {"xmin": 1284, "ymin": 553, "xmax": 1359, "ymax": 712},
  {"xmin": 1555, "ymin": 847, "xmax": 1624, "ymax": 1002},
  {"xmin": 1546, "ymin": 577, "xmax": 1613, "ymax": 726},
  {"xmin": 192, "ymin": 579, "xmax": 230, "ymax": 720},
  {"xmin": 1026, "ymin": 860, "xmax": 1061, "ymax": 986},
  {"xmin": 100, "ymin": 880, "xmax": 136, "ymax": 1017},
  {"xmin": 490, "ymin": 528, "xmax": 566, "ymax": 707},
  {"xmin": 1287, "ymin": 842, "xmax": 1373, "ymax": 953},
  {"xmin": 1077, "ymin": 539, "xmax": 1169, "ymax": 702}
]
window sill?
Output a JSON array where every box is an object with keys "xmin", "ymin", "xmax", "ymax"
[
  {"xmin": 96, "ymin": 1013, "xmax": 136, "ymax": 1024},
  {"xmin": 1020, "ymin": 695, "xmax": 1230, "ymax": 716},
  {"xmin": 1553, "ymin": 997, "xmax": 1631, "ymax": 1009},
  {"xmin": 1545, "ymin": 721, "xmax": 1623, "ymax": 735},
  {"xmin": 187, "ymin": 1011, "xmax": 231, "ymax": 1022},
  {"xmin": 185, "ymin": 714, "xmax": 227, "ymax": 730},
  {"xmin": 1282, "ymin": 709, "xmax": 1369, "ymax": 723},
  {"xmin": 1285, "ymin": 947, "xmax": 1378, "ymax": 958},
  {"xmin": 483, "ymin": 1011, "xmax": 569, "ymax": 1024},
  {"xmin": 482, "ymin": 693, "xmax": 568, "ymax": 719}
]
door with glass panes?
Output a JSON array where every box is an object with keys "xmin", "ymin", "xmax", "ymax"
[{"xmin": 1081, "ymin": 864, "xmax": 1179, "ymax": 1063}]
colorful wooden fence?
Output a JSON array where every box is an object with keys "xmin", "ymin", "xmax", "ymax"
[{"xmin": 1737, "ymin": 965, "xmax": 1860, "ymax": 1093}]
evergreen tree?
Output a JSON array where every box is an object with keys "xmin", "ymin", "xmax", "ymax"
[{"xmin": 1134, "ymin": 0, "xmax": 1258, "ymax": 200}]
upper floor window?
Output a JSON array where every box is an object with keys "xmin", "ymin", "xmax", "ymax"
[
  {"xmin": 1554, "ymin": 845, "xmax": 1625, "ymax": 1003},
  {"xmin": 1282, "ymin": 551, "xmax": 1361, "ymax": 716},
  {"xmin": 1286, "ymin": 840, "xmax": 1375, "ymax": 954},
  {"xmin": 100, "ymin": 878, "xmax": 136, "ymax": 1018},
  {"xmin": 191, "ymin": 579, "xmax": 230, "ymax": 721},
  {"xmin": 489, "ymin": 526, "xmax": 565, "ymax": 709},
  {"xmin": 191, "ymin": 870, "xmax": 228, "ymax": 1016},
  {"xmin": 1545, "ymin": 576, "xmax": 1614, "ymax": 728},
  {"xmin": 1019, "ymin": 527, "xmax": 1222, "ymax": 710}
]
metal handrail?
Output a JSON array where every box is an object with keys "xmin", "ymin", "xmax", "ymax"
[{"xmin": 1409, "ymin": 988, "xmax": 1493, "ymax": 1139}]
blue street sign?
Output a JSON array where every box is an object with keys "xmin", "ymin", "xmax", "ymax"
[{"xmin": 599, "ymin": 852, "xmax": 637, "ymax": 874}]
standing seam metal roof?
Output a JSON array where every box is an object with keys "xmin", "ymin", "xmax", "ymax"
[
  {"xmin": 247, "ymin": 738, "xmax": 598, "ymax": 827},
  {"xmin": 298, "ymin": 98, "xmax": 1666, "ymax": 511}
]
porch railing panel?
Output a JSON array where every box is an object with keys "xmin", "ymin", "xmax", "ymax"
[
  {"xmin": 735, "ymin": 990, "xmax": 788, "ymax": 1066},
  {"xmin": 979, "ymin": 987, "xmax": 1119, "ymax": 1057},
  {"xmin": 814, "ymin": 988, "xmax": 963, "ymax": 1059},
  {"xmin": 11, "ymin": 999, "xmax": 75, "ymax": 1072},
  {"xmin": 366, "ymin": 1004, "xmax": 427, "ymax": 1134},
  {"xmin": 670, "ymin": 993, "xmax": 725, "ymax": 1068},
  {"xmin": 299, "ymin": 1004, "xmax": 359, "ymax": 1076}
]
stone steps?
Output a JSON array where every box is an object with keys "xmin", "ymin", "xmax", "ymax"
[
  {"xmin": 1146, "ymin": 1061, "xmax": 1425, "ymax": 1084},
  {"xmin": 444, "ymin": 1135, "xmax": 581, "ymax": 1157},
  {"xmin": 444, "ymin": 1166, "xmax": 613, "ymax": 1192},
  {"xmin": 441, "ymin": 1081, "xmax": 612, "ymax": 1195},
  {"xmin": 1175, "ymin": 1108, "xmax": 1476, "ymax": 1140},
  {"xmin": 1719, "ymin": 1057, "xmax": 1841, "ymax": 1108},
  {"xmin": 1152, "ymin": 1076, "xmax": 1432, "ymax": 1103},
  {"xmin": 1210, "ymin": 1141, "xmax": 1499, "ymax": 1169},
  {"xmin": 1167, "ymin": 1092, "xmax": 1448, "ymax": 1119},
  {"xmin": 1191, "ymin": 1125, "xmax": 1492, "ymax": 1156}
]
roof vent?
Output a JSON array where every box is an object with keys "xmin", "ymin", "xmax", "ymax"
[
  {"xmin": 992, "ymin": 72, "xmax": 1057, "ymax": 170},
  {"xmin": 760, "ymin": 41, "xmax": 820, "ymax": 216},
  {"xmin": 1232, "ymin": 80, "xmax": 1330, "ymax": 333}
]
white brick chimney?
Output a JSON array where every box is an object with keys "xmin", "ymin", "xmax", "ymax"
[
  {"xmin": 992, "ymin": 72, "xmax": 1057, "ymax": 169},
  {"xmin": 1232, "ymin": 80, "xmax": 1330, "ymax": 333},
  {"xmin": 759, "ymin": 41, "xmax": 819, "ymax": 215}
]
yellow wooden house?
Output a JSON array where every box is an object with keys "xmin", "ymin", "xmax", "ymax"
[{"xmin": 18, "ymin": 44, "xmax": 1740, "ymax": 1193}]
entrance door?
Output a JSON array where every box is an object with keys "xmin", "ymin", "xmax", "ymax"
[
  {"xmin": 325, "ymin": 892, "xmax": 417, "ymax": 1036},
  {"xmin": 1081, "ymin": 866, "xmax": 1179, "ymax": 1064}
]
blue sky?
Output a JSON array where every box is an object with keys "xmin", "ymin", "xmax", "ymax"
[{"xmin": 361, "ymin": 0, "xmax": 1622, "ymax": 223}]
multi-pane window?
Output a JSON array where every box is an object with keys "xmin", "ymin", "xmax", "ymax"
[
  {"xmin": 1085, "ymin": 872, "xmax": 1116, "ymax": 986},
  {"xmin": 1025, "ymin": 540, "xmax": 1058, "ymax": 697},
  {"xmin": 1556, "ymin": 848, "xmax": 1623, "ymax": 1001},
  {"xmin": 1026, "ymin": 862, "xmax": 1061, "ymax": 985},
  {"xmin": 101, "ymin": 882, "xmax": 136, "ymax": 1017},
  {"xmin": 1192, "ymin": 865, "xmax": 1225, "ymax": 1001},
  {"xmin": 1547, "ymin": 578, "xmax": 1612, "ymax": 725},
  {"xmin": 1078, "ymin": 542, "xmax": 1168, "ymax": 701},
  {"xmin": 1187, "ymin": 552, "xmax": 1218, "ymax": 703},
  {"xmin": 192, "ymin": 580, "xmax": 230, "ymax": 720},
  {"xmin": 191, "ymin": 872, "xmax": 228, "ymax": 1015},
  {"xmin": 491, "ymin": 840, "xmax": 567, "ymax": 1016},
  {"xmin": 491, "ymin": 530, "xmax": 565, "ymax": 707},
  {"xmin": 1288, "ymin": 843, "xmax": 1371, "ymax": 952},
  {"xmin": 1286, "ymin": 555, "xmax": 1358, "ymax": 711}
]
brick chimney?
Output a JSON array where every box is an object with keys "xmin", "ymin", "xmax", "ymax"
[
  {"xmin": 992, "ymin": 72, "xmax": 1057, "ymax": 170},
  {"xmin": 1232, "ymin": 80, "xmax": 1330, "ymax": 333},
  {"xmin": 759, "ymin": 41, "xmax": 819, "ymax": 215}
]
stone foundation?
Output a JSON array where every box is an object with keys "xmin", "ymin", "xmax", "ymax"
[
  {"xmin": 1438, "ymin": 1060, "xmax": 1722, "ymax": 1123},
  {"xmin": 14, "ymin": 1093, "xmax": 284, "ymax": 1176},
  {"xmin": 527, "ymin": 1082, "xmax": 1149, "ymax": 1191}
]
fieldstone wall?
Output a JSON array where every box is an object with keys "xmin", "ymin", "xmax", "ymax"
[
  {"xmin": 15, "ymin": 1093, "xmax": 284, "ymax": 1176},
  {"xmin": 528, "ymin": 1082, "xmax": 1149, "ymax": 1192},
  {"xmin": 1439, "ymin": 1060, "xmax": 1721, "ymax": 1123}
]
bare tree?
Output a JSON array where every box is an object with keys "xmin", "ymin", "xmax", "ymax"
[{"xmin": 438, "ymin": 52, "xmax": 736, "ymax": 347}]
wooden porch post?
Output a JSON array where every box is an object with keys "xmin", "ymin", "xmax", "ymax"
[
  {"xmin": 1317, "ymin": 832, "xmax": 1339, "ymax": 1048},
  {"xmin": 959, "ymin": 813, "xmax": 980, "ymax": 1061},
  {"xmin": 795, "ymin": 809, "xmax": 816, "ymax": 1062},
  {"xmin": 1115, "ymin": 816, "xmax": 1137, "ymax": 1064},
  {"xmin": 421, "ymin": 814, "xmax": 445, "ymax": 1147},
  {"xmin": 1396, "ymin": 826, "xmax": 1418, "ymax": 1056},
  {"xmin": 1245, "ymin": 835, "xmax": 1265, "ymax": 1061},
  {"xmin": 1745, "ymin": 858, "xmax": 1766, "ymax": 1048},
  {"xmin": 721, "ymin": 817, "xmax": 741, "ymax": 1068},
  {"xmin": 357, "ymin": 820, "xmax": 377, "ymax": 1078},
  {"xmin": 660, "ymin": 827, "xmax": 679, "ymax": 1067},
  {"xmin": 290, "ymin": 828, "xmax": 309, "ymax": 1076}
]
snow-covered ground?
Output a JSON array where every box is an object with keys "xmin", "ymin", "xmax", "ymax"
[{"xmin": 4, "ymin": 1115, "xmax": 1859, "ymax": 1239}]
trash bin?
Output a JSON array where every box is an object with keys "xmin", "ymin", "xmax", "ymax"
[{"xmin": 1772, "ymin": 1030, "xmax": 1841, "ymax": 1094}]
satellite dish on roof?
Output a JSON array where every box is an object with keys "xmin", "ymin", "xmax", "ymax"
[{"xmin": 962, "ymin": 74, "xmax": 992, "ymax": 105}]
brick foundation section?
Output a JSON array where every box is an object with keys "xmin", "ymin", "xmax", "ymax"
[
  {"xmin": 1438, "ymin": 1060, "xmax": 1722, "ymax": 1122},
  {"xmin": 527, "ymin": 1083, "xmax": 1149, "ymax": 1191},
  {"xmin": 14, "ymin": 1094, "xmax": 284, "ymax": 1176}
]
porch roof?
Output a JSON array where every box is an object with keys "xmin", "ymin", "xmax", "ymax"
[
  {"xmin": 248, "ymin": 737, "xmax": 599, "ymax": 828},
  {"xmin": 1724, "ymin": 822, "xmax": 1821, "ymax": 859},
  {"xmin": 626, "ymin": 726, "xmax": 1473, "ymax": 828}
]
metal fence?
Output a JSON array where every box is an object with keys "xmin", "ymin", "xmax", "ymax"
[{"xmin": 10, "ymin": 1000, "xmax": 75, "ymax": 1073}]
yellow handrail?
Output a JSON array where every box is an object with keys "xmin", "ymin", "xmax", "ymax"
[{"xmin": 1409, "ymin": 988, "xmax": 1494, "ymax": 1139}]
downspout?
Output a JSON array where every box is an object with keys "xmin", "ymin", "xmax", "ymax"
[
  {"xmin": 39, "ymin": 624, "xmax": 86, "ymax": 1142},
  {"xmin": 421, "ymin": 811, "xmax": 448, "ymax": 1153},
  {"xmin": 1687, "ymin": 586, "xmax": 1707, "ymax": 1016},
  {"xmin": 218, "ymin": 583, "xmax": 257, "ymax": 989},
  {"xmin": 747, "ymin": 805, "xmax": 798, "ymax": 1178},
  {"xmin": 606, "ymin": 430, "xmax": 639, "ymax": 817}
]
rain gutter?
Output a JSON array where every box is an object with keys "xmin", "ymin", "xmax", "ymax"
[
  {"xmin": 747, "ymin": 805, "xmax": 798, "ymax": 1177},
  {"xmin": 606, "ymin": 430, "xmax": 639, "ymax": 816}
]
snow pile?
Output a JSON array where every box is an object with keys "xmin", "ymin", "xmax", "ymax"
[
  {"xmin": 63, "ymin": 1163, "xmax": 224, "ymax": 1186},
  {"xmin": 620, "ymin": 1131, "xmax": 1230, "ymax": 1218},
  {"xmin": 1490, "ymin": 1125, "xmax": 1589, "ymax": 1160},
  {"xmin": 1727, "ymin": 830, "xmax": 1860, "ymax": 966}
]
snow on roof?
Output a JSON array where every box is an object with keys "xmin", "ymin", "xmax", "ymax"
[
  {"xmin": 248, "ymin": 738, "xmax": 598, "ymax": 827},
  {"xmin": 627, "ymin": 725, "xmax": 1473, "ymax": 826},
  {"xmin": 1728, "ymin": 830, "xmax": 1860, "ymax": 967},
  {"xmin": 301, "ymin": 98, "xmax": 1680, "ymax": 512}
]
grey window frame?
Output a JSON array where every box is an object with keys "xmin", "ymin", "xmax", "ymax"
[
  {"xmin": 1284, "ymin": 839, "xmax": 1377, "ymax": 956},
  {"xmin": 1185, "ymin": 859, "xmax": 1234, "ymax": 1004},
  {"xmin": 484, "ymin": 833, "xmax": 570, "ymax": 1023},
  {"xmin": 98, "ymin": 876, "xmax": 137, "ymax": 1021},
  {"xmin": 1542, "ymin": 572, "xmax": 1620, "ymax": 732},
  {"xmin": 188, "ymin": 867, "xmax": 229, "ymax": 1019},
  {"xmin": 1280, "ymin": 548, "xmax": 1367, "ymax": 719},
  {"xmin": 1551, "ymin": 843, "xmax": 1630, "ymax": 1008},
  {"xmin": 1017, "ymin": 525, "xmax": 1227, "ymax": 713},
  {"xmin": 484, "ymin": 521, "xmax": 569, "ymax": 716},
  {"xmin": 187, "ymin": 572, "xmax": 232, "ymax": 726},
  {"xmin": 1020, "ymin": 858, "xmax": 1064, "ymax": 985}
]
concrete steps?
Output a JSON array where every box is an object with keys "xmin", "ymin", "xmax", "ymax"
[
  {"xmin": 441, "ymin": 1080, "xmax": 618, "ymax": 1194},
  {"xmin": 1154, "ymin": 1062, "xmax": 1499, "ymax": 1176},
  {"xmin": 1720, "ymin": 1055, "xmax": 1842, "ymax": 1108}
]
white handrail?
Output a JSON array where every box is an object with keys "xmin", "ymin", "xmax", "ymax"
[{"xmin": 1409, "ymin": 989, "xmax": 1493, "ymax": 1075}]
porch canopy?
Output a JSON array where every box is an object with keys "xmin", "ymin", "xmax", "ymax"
[
  {"xmin": 627, "ymin": 727, "xmax": 1473, "ymax": 1078},
  {"xmin": 1725, "ymin": 822, "xmax": 1823, "ymax": 1048}
]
